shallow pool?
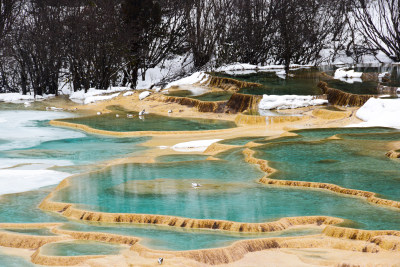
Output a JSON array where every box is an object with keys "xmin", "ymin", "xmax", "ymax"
[
  {"xmin": 40, "ymin": 240, "xmax": 124, "ymax": 256},
  {"xmin": 216, "ymin": 65, "xmax": 400, "ymax": 96},
  {"xmin": 59, "ymin": 112, "xmax": 236, "ymax": 132},
  {"xmin": 51, "ymin": 146, "xmax": 400, "ymax": 231},
  {"xmin": 254, "ymin": 128, "xmax": 400, "ymax": 202}
]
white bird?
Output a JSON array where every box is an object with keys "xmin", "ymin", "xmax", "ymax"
[
  {"xmin": 127, "ymin": 114, "xmax": 134, "ymax": 118},
  {"xmin": 97, "ymin": 111, "xmax": 102, "ymax": 115},
  {"xmin": 139, "ymin": 109, "xmax": 146, "ymax": 116},
  {"xmin": 168, "ymin": 110, "xmax": 173, "ymax": 114},
  {"xmin": 158, "ymin": 258, "xmax": 163, "ymax": 265},
  {"xmin": 191, "ymin": 182, "xmax": 202, "ymax": 188},
  {"xmin": 116, "ymin": 114, "xmax": 120, "ymax": 118}
]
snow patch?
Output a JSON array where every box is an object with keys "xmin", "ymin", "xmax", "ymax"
[
  {"xmin": 84, "ymin": 93, "xmax": 120, "ymax": 104},
  {"xmin": 139, "ymin": 91, "xmax": 151, "ymax": 100},
  {"xmin": 259, "ymin": 95, "xmax": 328, "ymax": 110},
  {"xmin": 165, "ymin": 72, "xmax": 209, "ymax": 89},
  {"xmin": 0, "ymin": 93, "xmax": 53, "ymax": 103},
  {"xmin": 123, "ymin": 91, "xmax": 134, "ymax": 97},
  {"xmin": 69, "ymin": 87, "xmax": 129, "ymax": 104},
  {"xmin": 353, "ymin": 98, "xmax": 400, "ymax": 128},
  {"xmin": 334, "ymin": 67, "xmax": 363, "ymax": 84},
  {"xmin": 172, "ymin": 139, "xmax": 222, "ymax": 152}
]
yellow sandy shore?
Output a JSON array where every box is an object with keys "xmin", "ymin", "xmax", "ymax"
[{"xmin": 1, "ymin": 90, "xmax": 399, "ymax": 266}]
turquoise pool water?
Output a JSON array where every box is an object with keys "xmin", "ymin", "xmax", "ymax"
[
  {"xmin": 192, "ymin": 91, "xmax": 233, "ymax": 101},
  {"xmin": 0, "ymin": 187, "xmax": 67, "ymax": 223},
  {"xmin": 52, "ymin": 148, "xmax": 400, "ymax": 231},
  {"xmin": 61, "ymin": 222, "xmax": 321, "ymax": 251},
  {"xmin": 40, "ymin": 240, "xmax": 124, "ymax": 256},
  {"xmin": 3, "ymin": 228, "xmax": 57, "ymax": 236},
  {"xmin": 156, "ymin": 154, "xmax": 209, "ymax": 163},
  {"xmin": 0, "ymin": 134, "xmax": 150, "ymax": 165},
  {"xmin": 218, "ymin": 136, "xmax": 266, "ymax": 146},
  {"xmin": 59, "ymin": 113, "xmax": 236, "ymax": 132},
  {"xmin": 2, "ymin": 104, "xmax": 400, "ymax": 258},
  {"xmin": 0, "ymin": 182, "xmax": 323, "ymax": 251},
  {"xmin": 337, "ymin": 132, "xmax": 400, "ymax": 141},
  {"xmin": 168, "ymin": 90, "xmax": 233, "ymax": 101},
  {"xmin": 0, "ymin": 252, "xmax": 35, "ymax": 267},
  {"xmin": 291, "ymin": 127, "xmax": 397, "ymax": 141},
  {"xmin": 253, "ymin": 128, "xmax": 400, "ymax": 202},
  {"xmin": 216, "ymin": 65, "xmax": 400, "ymax": 96},
  {"xmin": 232, "ymin": 70, "xmax": 322, "ymax": 96}
]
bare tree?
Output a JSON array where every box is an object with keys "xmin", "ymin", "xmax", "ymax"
[
  {"xmin": 0, "ymin": 0, "xmax": 21, "ymax": 92},
  {"xmin": 184, "ymin": 0, "xmax": 232, "ymax": 69},
  {"xmin": 352, "ymin": 0, "xmax": 400, "ymax": 61},
  {"xmin": 274, "ymin": 0, "xmax": 349, "ymax": 73},
  {"xmin": 218, "ymin": 0, "xmax": 277, "ymax": 65}
]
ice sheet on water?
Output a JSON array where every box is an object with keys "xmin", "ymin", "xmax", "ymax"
[
  {"xmin": 0, "ymin": 169, "xmax": 71, "ymax": 195},
  {"xmin": 0, "ymin": 110, "xmax": 85, "ymax": 151}
]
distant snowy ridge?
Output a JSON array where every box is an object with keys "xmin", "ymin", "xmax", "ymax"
[{"xmin": 259, "ymin": 95, "xmax": 328, "ymax": 110}]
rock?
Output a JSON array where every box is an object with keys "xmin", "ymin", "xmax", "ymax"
[{"xmin": 386, "ymin": 150, "xmax": 400, "ymax": 159}]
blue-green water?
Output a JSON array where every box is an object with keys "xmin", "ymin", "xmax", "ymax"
[
  {"xmin": 40, "ymin": 241, "xmax": 124, "ymax": 256},
  {"xmin": 3, "ymin": 228, "xmax": 57, "ymax": 236},
  {"xmin": 192, "ymin": 91, "xmax": 233, "ymax": 101},
  {"xmin": 0, "ymin": 134, "xmax": 150, "ymax": 165},
  {"xmin": 232, "ymin": 70, "xmax": 323, "ymax": 96},
  {"xmin": 0, "ymin": 252, "xmax": 35, "ymax": 267},
  {"xmin": 60, "ymin": 222, "xmax": 321, "ymax": 251},
  {"xmin": 217, "ymin": 65, "xmax": 400, "ymax": 96},
  {"xmin": 253, "ymin": 128, "xmax": 400, "ymax": 202},
  {"xmin": 156, "ymin": 154, "xmax": 209, "ymax": 163},
  {"xmin": 0, "ymin": 187, "xmax": 67, "ymax": 223},
  {"xmin": 59, "ymin": 113, "xmax": 236, "ymax": 132},
  {"xmin": 0, "ymin": 184, "xmax": 323, "ymax": 251},
  {"xmin": 168, "ymin": 90, "xmax": 233, "ymax": 102},
  {"xmin": 337, "ymin": 132, "xmax": 400, "ymax": 141},
  {"xmin": 51, "ymin": 147, "xmax": 400, "ymax": 231},
  {"xmin": 291, "ymin": 127, "xmax": 397, "ymax": 141},
  {"xmin": 218, "ymin": 136, "xmax": 266, "ymax": 146},
  {"xmin": 2, "ymin": 105, "xmax": 400, "ymax": 258}
]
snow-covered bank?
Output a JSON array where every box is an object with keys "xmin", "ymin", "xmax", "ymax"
[
  {"xmin": 69, "ymin": 87, "xmax": 131, "ymax": 104},
  {"xmin": 0, "ymin": 93, "xmax": 54, "ymax": 103},
  {"xmin": 259, "ymin": 95, "xmax": 328, "ymax": 110},
  {"xmin": 172, "ymin": 139, "xmax": 222, "ymax": 152},
  {"xmin": 353, "ymin": 98, "xmax": 400, "ymax": 128},
  {"xmin": 139, "ymin": 91, "xmax": 151, "ymax": 100},
  {"xmin": 165, "ymin": 72, "xmax": 210, "ymax": 89},
  {"xmin": 215, "ymin": 63, "xmax": 313, "ymax": 77}
]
